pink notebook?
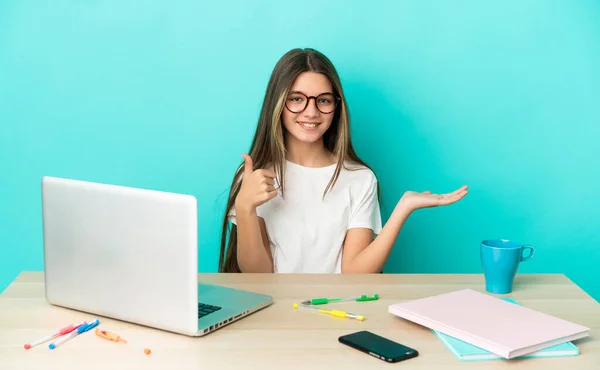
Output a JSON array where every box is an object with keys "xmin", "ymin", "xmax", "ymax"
[{"xmin": 388, "ymin": 289, "xmax": 590, "ymax": 359}]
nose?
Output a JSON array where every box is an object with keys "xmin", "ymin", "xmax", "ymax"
[{"xmin": 302, "ymin": 97, "xmax": 320, "ymax": 118}]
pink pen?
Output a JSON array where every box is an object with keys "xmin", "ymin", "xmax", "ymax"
[{"xmin": 24, "ymin": 321, "xmax": 86, "ymax": 350}]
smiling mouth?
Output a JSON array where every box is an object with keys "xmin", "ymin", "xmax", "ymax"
[{"xmin": 297, "ymin": 122, "xmax": 320, "ymax": 129}]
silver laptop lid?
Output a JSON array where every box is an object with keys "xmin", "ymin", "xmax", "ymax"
[{"xmin": 41, "ymin": 176, "xmax": 199, "ymax": 335}]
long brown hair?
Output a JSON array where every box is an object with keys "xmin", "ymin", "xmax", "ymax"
[{"xmin": 218, "ymin": 48, "xmax": 378, "ymax": 273}]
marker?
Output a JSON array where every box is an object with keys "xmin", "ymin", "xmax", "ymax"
[
  {"xmin": 24, "ymin": 321, "xmax": 87, "ymax": 350},
  {"xmin": 95, "ymin": 328, "xmax": 151, "ymax": 355},
  {"xmin": 293, "ymin": 303, "xmax": 364, "ymax": 321},
  {"xmin": 95, "ymin": 328, "xmax": 128, "ymax": 343},
  {"xmin": 301, "ymin": 294, "xmax": 379, "ymax": 305},
  {"xmin": 49, "ymin": 319, "xmax": 100, "ymax": 349}
]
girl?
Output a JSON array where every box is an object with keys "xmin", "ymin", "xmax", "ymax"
[{"xmin": 219, "ymin": 48, "xmax": 467, "ymax": 274}]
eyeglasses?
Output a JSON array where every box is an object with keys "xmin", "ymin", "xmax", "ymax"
[{"xmin": 285, "ymin": 91, "xmax": 340, "ymax": 114}]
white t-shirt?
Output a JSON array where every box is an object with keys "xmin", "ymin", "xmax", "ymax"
[{"xmin": 228, "ymin": 160, "xmax": 382, "ymax": 273}]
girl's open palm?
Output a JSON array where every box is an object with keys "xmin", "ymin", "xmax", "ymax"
[{"xmin": 400, "ymin": 185, "xmax": 468, "ymax": 212}]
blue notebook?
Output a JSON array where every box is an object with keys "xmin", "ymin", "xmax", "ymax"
[{"xmin": 432, "ymin": 298, "xmax": 579, "ymax": 361}]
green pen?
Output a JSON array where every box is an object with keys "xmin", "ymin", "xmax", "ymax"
[{"xmin": 301, "ymin": 294, "xmax": 379, "ymax": 305}]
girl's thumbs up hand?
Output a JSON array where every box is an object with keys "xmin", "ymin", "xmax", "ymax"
[{"xmin": 235, "ymin": 154, "xmax": 278, "ymax": 213}]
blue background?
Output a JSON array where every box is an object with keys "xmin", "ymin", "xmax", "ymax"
[{"xmin": 1, "ymin": 1, "xmax": 599, "ymax": 301}]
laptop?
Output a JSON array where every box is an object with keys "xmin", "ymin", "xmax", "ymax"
[{"xmin": 41, "ymin": 176, "xmax": 273, "ymax": 336}]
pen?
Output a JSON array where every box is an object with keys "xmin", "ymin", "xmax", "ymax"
[
  {"xmin": 95, "ymin": 328, "xmax": 151, "ymax": 355},
  {"xmin": 293, "ymin": 303, "xmax": 364, "ymax": 321},
  {"xmin": 24, "ymin": 320, "xmax": 87, "ymax": 350},
  {"xmin": 301, "ymin": 294, "xmax": 378, "ymax": 305},
  {"xmin": 49, "ymin": 319, "xmax": 100, "ymax": 349},
  {"xmin": 95, "ymin": 328, "xmax": 128, "ymax": 343}
]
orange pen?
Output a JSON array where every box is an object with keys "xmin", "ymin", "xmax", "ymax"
[
  {"xmin": 95, "ymin": 328, "xmax": 127, "ymax": 343},
  {"xmin": 95, "ymin": 328, "xmax": 151, "ymax": 354}
]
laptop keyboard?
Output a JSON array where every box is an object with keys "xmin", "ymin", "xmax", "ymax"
[{"xmin": 198, "ymin": 303, "xmax": 222, "ymax": 319}]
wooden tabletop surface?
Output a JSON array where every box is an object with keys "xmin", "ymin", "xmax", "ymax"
[{"xmin": 1, "ymin": 272, "xmax": 598, "ymax": 369}]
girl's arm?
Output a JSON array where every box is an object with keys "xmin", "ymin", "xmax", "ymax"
[
  {"xmin": 341, "ymin": 201, "xmax": 411, "ymax": 273},
  {"xmin": 342, "ymin": 186, "xmax": 468, "ymax": 273},
  {"xmin": 234, "ymin": 154, "xmax": 278, "ymax": 273},
  {"xmin": 235, "ymin": 204, "xmax": 274, "ymax": 273}
]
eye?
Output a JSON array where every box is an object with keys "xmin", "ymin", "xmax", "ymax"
[{"xmin": 288, "ymin": 95, "xmax": 305, "ymax": 102}]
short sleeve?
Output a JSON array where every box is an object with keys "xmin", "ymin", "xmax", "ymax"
[{"xmin": 348, "ymin": 174, "xmax": 382, "ymax": 235}]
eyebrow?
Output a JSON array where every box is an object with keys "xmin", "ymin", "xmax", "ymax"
[{"xmin": 288, "ymin": 90, "xmax": 334, "ymax": 95}]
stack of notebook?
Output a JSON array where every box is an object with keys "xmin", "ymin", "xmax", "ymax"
[
  {"xmin": 431, "ymin": 298, "xmax": 579, "ymax": 361},
  {"xmin": 388, "ymin": 289, "xmax": 590, "ymax": 360}
]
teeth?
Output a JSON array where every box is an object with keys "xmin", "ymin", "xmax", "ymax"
[{"xmin": 300, "ymin": 123, "xmax": 318, "ymax": 128}]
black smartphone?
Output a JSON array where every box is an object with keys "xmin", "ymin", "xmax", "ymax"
[{"xmin": 338, "ymin": 330, "xmax": 418, "ymax": 363}]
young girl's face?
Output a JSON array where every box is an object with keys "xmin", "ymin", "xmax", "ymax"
[{"xmin": 282, "ymin": 72, "xmax": 336, "ymax": 145}]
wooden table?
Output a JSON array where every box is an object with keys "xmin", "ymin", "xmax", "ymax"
[{"xmin": 1, "ymin": 272, "xmax": 598, "ymax": 369}]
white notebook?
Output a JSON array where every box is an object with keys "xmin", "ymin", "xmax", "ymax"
[{"xmin": 388, "ymin": 289, "xmax": 590, "ymax": 359}]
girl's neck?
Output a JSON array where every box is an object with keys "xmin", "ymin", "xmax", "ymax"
[{"xmin": 285, "ymin": 137, "xmax": 335, "ymax": 168}]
